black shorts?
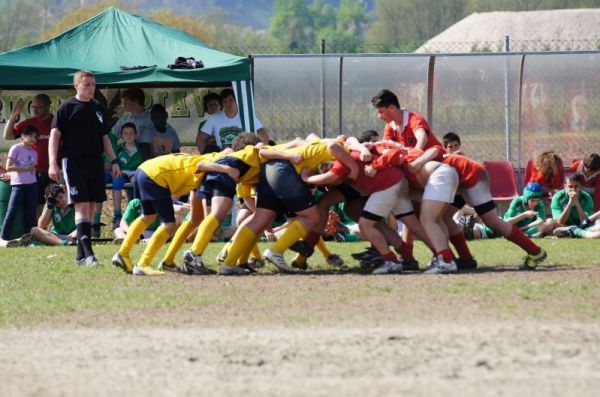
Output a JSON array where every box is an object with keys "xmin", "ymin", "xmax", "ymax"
[
  {"xmin": 203, "ymin": 157, "xmax": 250, "ymax": 200},
  {"xmin": 135, "ymin": 169, "xmax": 175, "ymax": 223},
  {"xmin": 256, "ymin": 160, "xmax": 315, "ymax": 216},
  {"xmin": 35, "ymin": 172, "xmax": 53, "ymax": 205},
  {"xmin": 335, "ymin": 183, "xmax": 364, "ymax": 202},
  {"xmin": 62, "ymin": 157, "xmax": 106, "ymax": 204}
]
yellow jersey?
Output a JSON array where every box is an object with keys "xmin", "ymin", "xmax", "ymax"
[
  {"xmin": 226, "ymin": 145, "xmax": 263, "ymax": 186},
  {"xmin": 139, "ymin": 152, "xmax": 224, "ymax": 196},
  {"xmin": 286, "ymin": 138, "xmax": 342, "ymax": 174}
]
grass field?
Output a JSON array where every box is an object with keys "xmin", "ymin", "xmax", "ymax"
[{"xmin": 1, "ymin": 239, "xmax": 600, "ymax": 396}]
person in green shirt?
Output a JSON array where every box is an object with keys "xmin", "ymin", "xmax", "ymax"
[
  {"xmin": 503, "ymin": 182, "xmax": 554, "ymax": 237},
  {"xmin": 113, "ymin": 198, "xmax": 160, "ymax": 244},
  {"xmin": 109, "ymin": 123, "xmax": 144, "ymax": 228},
  {"xmin": 30, "ymin": 183, "xmax": 76, "ymax": 246},
  {"xmin": 551, "ymin": 174, "xmax": 594, "ymax": 236},
  {"xmin": 552, "ymin": 174, "xmax": 598, "ymax": 238},
  {"xmin": 554, "ymin": 208, "xmax": 600, "ymax": 238}
]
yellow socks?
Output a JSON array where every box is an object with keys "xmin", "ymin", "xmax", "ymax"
[
  {"xmin": 250, "ymin": 243, "xmax": 263, "ymax": 260},
  {"xmin": 272, "ymin": 220, "xmax": 307, "ymax": 253},
  {"xmin": 292, "ymin": 252, "xmax": 307, "ymax": 266},
  {"xmin": 137, "ymin": 225, "xmax": 170, "ymax": 268},
  {"xmin": 119, "ymin": 217, "xmax": 151, "ymax": 257},
  {"xmin": 224, "ymin": 226, "xmax": 257, "ymax": 266},
  {"xmin": 190, "ymin": 214, "xmax": 220, "ymax": 255},
  {"xmin": 162, "ymin": 220, "xmax": 195, "ymax": 265},
  {"xmin": 316, "ymin": 237, "xmax": 331, "ymax": 258}
]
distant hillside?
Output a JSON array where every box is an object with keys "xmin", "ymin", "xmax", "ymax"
[{"xmin": 137, "ymin": 0, "xmax": 374, "ymax": 29}]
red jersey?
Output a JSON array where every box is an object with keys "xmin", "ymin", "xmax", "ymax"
[
  {"xmin": 525, "ymin": 160, "xmax": 564, "ymax": 191},
  {"xmin": 13, "ymin": 116, "xmax": 53, "ymax": 172},
  {"xmin": 383, "ymin": 110, "xmax": 441, "ymax": 149},
  {"xmin": 443, "ymin": 154, "xmax": 485, "ymax": 189},
  {"xmin": 370, "ymin": 145, "xmax": 426, "ymax": 192},
  {"xmin": 571, "ymin": 159, "xmax": 600, "ymax": 188},
  {"xmin": 571, "ymin": 159, "xmax": 600, "ymax": 211},
  {"xmin": 330, "ymin": 151, "xmax": 404, "ymax": 195}
]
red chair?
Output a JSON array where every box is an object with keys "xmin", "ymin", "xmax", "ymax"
[{"xmin": 483, "ymin": 161, "xmax": 519, "ymax": 208}]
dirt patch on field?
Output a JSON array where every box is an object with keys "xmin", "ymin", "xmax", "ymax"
[
  {"xmin": 2, "ymin": 266, "xmax": 600, "ymax": 396},
  {"xmin": 1, "ymin": 323, "xmax": 600, "ymax": 397}
]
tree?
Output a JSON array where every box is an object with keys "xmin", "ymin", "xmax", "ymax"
[
  {"xmin": 148, "ymin": 9, "xmax": 218, "ymax": 45},
  {"xmin": 366, "ymin": 0, "xmax": 467, "ymax": 52},
  {"xmin": 269, "ymin": 0, "xmax": 368, "ymax": 53},
  {"xmin": 40, "ymin": 0, "xmax": 134, "ymax": 41},
  {"xmin": 269, "ymin": 0, "xmax": 314, "ymax": 52},
  {"xmin": 0, "ymin": 0, "xmax": 42, "ymax": 51}
]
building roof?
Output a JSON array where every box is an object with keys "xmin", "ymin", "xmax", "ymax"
[{"xmin": 417, "ymin": 9, "xmax": 600, "ymax": 53}]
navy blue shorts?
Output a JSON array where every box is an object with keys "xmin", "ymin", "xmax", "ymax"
[
  {"xmin": 202, "ymin": 157, "xmax": 250, "ymax": 199},
  {"xmin": 256, "ymin": 160, "xmax": 315, "ymax": 216},
  {"xmin": 134, "ymin": 169, "xmax": 175, "ymax": 223}
]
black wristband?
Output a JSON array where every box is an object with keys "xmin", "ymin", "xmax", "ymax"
[{"xmin": 111, "ymin": 159, "xmax": 119, "ymax": 165}]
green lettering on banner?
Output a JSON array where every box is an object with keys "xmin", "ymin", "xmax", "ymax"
[
  {"xmin": 154, "ymin": 91, "xmax": 167, "ymax": 108},
  {"xmin": 143, "ymin": 93, "xmax": 153, "ymax": 108},
  {"xmin": 48, "ymin": 95, "xmax": 63, "ymax": 114},
  {"xmin": 171, "ymin": 91, "xmax": 190, "ymax": 118},
  {"xmin": 192, "ymin": 92, "xmax": 205, "ymax": 118}
]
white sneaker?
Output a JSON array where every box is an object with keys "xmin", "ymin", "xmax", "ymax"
[
  {"xmin": 424, "ymin": 256, "xmax": 457, "ymax": 274},
  {"xmin": 5, "ymin": 233, "xmax": 34, "ymax": 248},
  {"xmin": 132, "ymin": 265, "xmax": 164, "ymax": 276},
  {"xmin": 84, "ymin": 256, "xmax": 100, "ymax": 267},
  {"xmin": 372, "ymin": 260, "xmax": 403, "ymax": 275},
  {"xmin": 182, "ymin": 250, "xmax": 213, "ymax": 275},
  {"xmin": 219, "ymin": 264, "xmax": 249, "ymax": 276},
  {"xmin": 263, "ymin": 248, "xmax": 295, "ymax": 273}
]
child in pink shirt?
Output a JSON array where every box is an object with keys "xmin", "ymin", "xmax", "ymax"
[{"xmin": 1, "ymin": 125, "xmax": 38, "ymax": 243}]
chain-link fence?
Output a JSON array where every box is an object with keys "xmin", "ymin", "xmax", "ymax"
[
  {"xmin": 252, "ymin": 50, "xmax": 600, "ymax": 180},
  {"xmin": 218, "ymin": 39, "xmax": 600, "ymax": 56}
]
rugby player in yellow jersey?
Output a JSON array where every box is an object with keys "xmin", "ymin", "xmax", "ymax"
[
  {"xmin": 182, "ymin": 133, "xmax": 302, "ymax": 275},
  {"xmin": 219, "ymin": 136, "xmax": 359, "ymax": 273},
  {"xmin": 111, "ymin": 152, "xmax": 236, "ymax": 276}
]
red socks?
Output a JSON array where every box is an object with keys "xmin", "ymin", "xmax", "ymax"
[
  {"xmin": 507, "ymin": 224, "xmax": 541, "ymax": 255},
  {"xmin": 449, "ymin": 232, "xmax": 474, "ymax": 260},
  {"xmin": 436, "ymin": 249, "xmax": 454, "ymax": 263}
]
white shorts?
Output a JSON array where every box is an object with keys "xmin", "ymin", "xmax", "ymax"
[
  {"xmin": 363, "ymin": 179, "xmax": 414, "ymax": 219},
  {"xmin": 458, "ymin": 171, "xmax": 493, "ymax": 207},
  {"xmin": 423, "ymin": 164, "xmax": 459, "ymax": 203}
]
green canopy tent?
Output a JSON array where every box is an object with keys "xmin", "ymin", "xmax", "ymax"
[{"xmin": 0, "ymin": 7, "xmax": 257, "ymax": 131}]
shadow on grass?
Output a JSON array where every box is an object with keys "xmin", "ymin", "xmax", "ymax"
[
  {"xmin": 249, "ymin": 263, "xmax": 578, "ymax": 276},
  {"xmin": 458, "ymin": 264, "xmax": 576, "ymax": 274}
]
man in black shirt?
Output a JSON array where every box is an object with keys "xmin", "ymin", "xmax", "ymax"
[{"xmin": 49, "ymin": 70, "xmax": 121, "ymax": 266}]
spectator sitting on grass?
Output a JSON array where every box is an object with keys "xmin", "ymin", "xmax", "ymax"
[
  {"xmin": 113, "ymin": 197, "xmax": 160, "ymax": 245},
  {"xmin": 550, "ymin": 174, "xmax": 594, "ymax": 237},
  {"xmin": 553, "ymin": 208, "xmax": 600, "ymax": 238},
  {"xmin": 30, "ymin": 183, "xmax": 76, "ymax": 246},
  {"xmin": 502, "ymin": 182, "xmax": 554, "ymax": 237}
]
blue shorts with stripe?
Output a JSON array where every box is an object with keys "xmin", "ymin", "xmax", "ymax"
[
  {"xmin": 256, "ymin": 160, "xmax": 316, "ymax": 216},
  {"xmin": 134, "ymin": 169, "xmax": 175, "ymax": 223}
]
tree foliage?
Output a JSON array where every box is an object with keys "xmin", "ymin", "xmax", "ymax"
[
  {"xmin": 269, "ymin": 0, "xmax": 369, "ymax": 52},
  {"xmin": 40, "ymin": 1, "xmax": 135, "ymax": 41}
]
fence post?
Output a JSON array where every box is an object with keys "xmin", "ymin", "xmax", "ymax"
[
  {"xmin": 320, "ymin": 39, "xmax": 326, "ymax": 138},
  {"xmin": 504, "ymin": 35, "xmax": 512, "ymax": 162},
  {"xmin": 338, "ymin": 56, "xmax": 344, "ymax": 135}
]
